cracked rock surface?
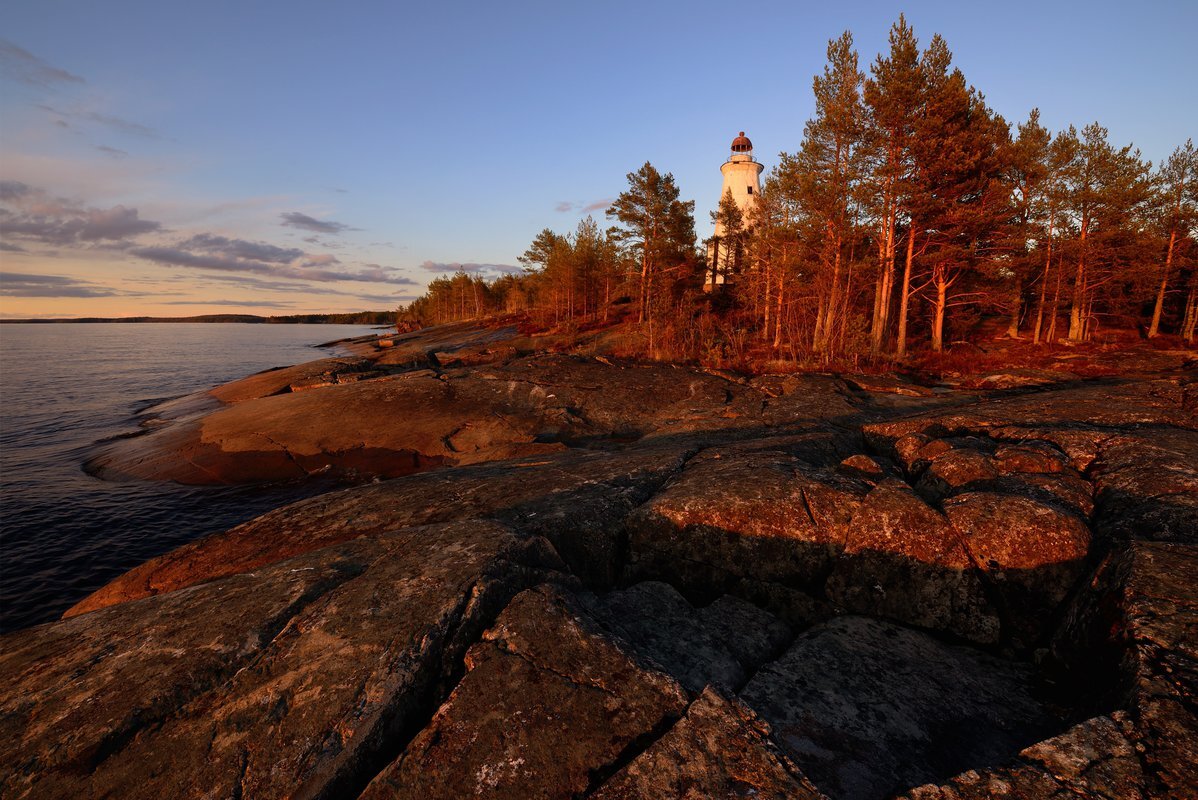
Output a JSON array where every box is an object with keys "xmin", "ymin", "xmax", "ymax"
[{"xmin": 2, "ymin": 323, "xmax": 1195, "ymax": 799}]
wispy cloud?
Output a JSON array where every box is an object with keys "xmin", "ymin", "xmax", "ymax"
[
  {"xmin": 280, "ymin": 211, "xmax": 359, "ymax": 235},
  {"xmin": 131, "ymin": 234, "xmax": 416, "ymax": 285},
  {"xmin": 0, "ymin": 271, "xmax": 136, "ymax": 298},
  {"xmin": 418, "ymin": 261, "xmax": 523, "ymax": 276},
  {"xmin": 193, "ymin": 272, "xmax": 408, "ymax": 301},
  {"xmin": 161, "ymin": 298, "xmax": 298, "ymax": 308},
  {"xmin": 95, "ymin": 145, "xmax": 128, "ymax": 159},
  {"xmin": 554, "ymin": 198, "xmax": 614, "ymax": 214},
  {"xmin": 0, "ymin": 40, "xmax": 85, "ymax": 88},
  {"xmin": 36, "ymin": 103, "xmax": 159, "ymax": 139}
]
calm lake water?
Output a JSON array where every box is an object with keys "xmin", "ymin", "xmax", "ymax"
[{"xmin": 0, "ymin": 323, "xmax": 382, "ymax": 633}]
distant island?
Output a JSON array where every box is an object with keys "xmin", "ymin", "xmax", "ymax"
[{"xmin": 1, "ymin": 311, "xmax": 397, "ymax": 325}]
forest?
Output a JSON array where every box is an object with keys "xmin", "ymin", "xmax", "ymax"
[{"xmin": 399, "ymin": 17, "xmax": 1196, "ymax": 365}]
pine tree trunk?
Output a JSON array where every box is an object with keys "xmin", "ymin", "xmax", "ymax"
[
  {"xmin": 1067, "ymin": 224, "xmax": 1088, "ymax": 342},
  {"xmin": 1006, "ymin": 276, "xmax": 1023, "ymax": 338},
  {"xmin": 896, "ymin": 228, "xmax": 915, "ymax": 358},
  {"xmin": 931, "ymin": 271, "xmax": 947, "ymax": 352},
  {"xmin": 773, "ymin": 272, "xmax": 784, "ymax": 349},
  {"xmin": 1149, "ymin": 229, "xmax": 1178, "ymax": 338},
  {"xmin": 1047, "ymin": 252, "xmax": 1063, "ymax": 344},
  {"xmin": 762, "ymin": 256, "xmax": 772, "ymax": 339},
  {"xmin": 1182, "ymin": 278, "xmax": 1198, "ymax": 343},
  {"xmin": 1032, "ymin": 218, "xmax": 1055, "ymax": 344}
]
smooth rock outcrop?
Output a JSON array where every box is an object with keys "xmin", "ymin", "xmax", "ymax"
[
  {"xmin": 591, "ymin": 687, "xmax": 824, "ymax": 800},
  {"xmin": 1, "ymin": 520, "xmax": 560, "ymax": 800},
  {"xmin": 358, "ymin": 585, "xmax": 690, "ymax": 800},
  {"xmin": 5, "ymin": 324, "xmax": 1195, "ymax": 799}
]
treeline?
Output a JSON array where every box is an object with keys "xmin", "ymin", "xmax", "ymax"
[
  {"xmin": 401, "ymin": 16, "xmax": 1196, "ymax": 362},
  {"xmin": 265, "ymin": 311, "xmax": 395, "ymax": 324}
]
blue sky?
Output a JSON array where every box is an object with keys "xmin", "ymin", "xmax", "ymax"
[{"xmin": 2, "ymin": 0, "xmax": 1195, "ymax": 317}]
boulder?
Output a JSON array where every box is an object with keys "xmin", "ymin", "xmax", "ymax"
[
  {"xmin": 627, "ymin": 445, "xmax": 868, "ymax": 597},
  {"xmin": 825, "ymin": 479, "xmax": 1000, "ymax": 643},
  {"xmin": 943, "ymin": 490, "xmax": 1092, "ymax": 647}
]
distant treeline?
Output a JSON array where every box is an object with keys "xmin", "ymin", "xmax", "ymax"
[
  {"xmin": 400, "ymin": 15, "xmax": 1196, "ymax": 364},
  {"xmin": 3, "ymin": 311, "xmax": 397, "ymax": 325}
]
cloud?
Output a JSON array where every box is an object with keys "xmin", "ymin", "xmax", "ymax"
[
  {"xmin": 161, "ymin": 299, "xmax": 298, "ymax": 308},
  {"xmin": 0, "ymin": 271, "xmax": 133, "ymax": 298},
  {"xmin": 0, "ymin": 190, "xmax": 161, "ymax": 246},
  {"xmin": 96, "ymin": 145, "xmax": 128, "ymax": 159},
  {"xmin": 0, "ymin": 40, "xmax": 85, "ymax": 88},
  {"xmin": 131, "ymin": 235, "xmax": 416, "ymax": 285},
  {"xmin": 553, "ymin": 198, "xmax": 615, "ymax": 214},
  {"xmin": 581, "ymin": 198, "xmax": 615, "ymax": 213},
  {"xmin": 0, "ymin": 241, "xmax": 27, "ymax": 252},
  {"xmin": 0, "ymin": 181, "xmax": 33, "ymax": 202},
  {"xmin": 280, "ymin": 211, "xmax": 359, "ymax": 235},
  {"xmin": 418, "ymin": 261, "xmax": 523, "ymax": 276},
  {"xmin": 194, "ymin": 273, "xmax": 413, "ymax": 302},
  {"xmin": 36, "ymin": 103, "xmax": 159, "ymax": 138}
]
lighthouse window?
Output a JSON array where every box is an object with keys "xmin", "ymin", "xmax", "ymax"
[{"xmin": 747, "ymin": 186, "xmax": 753, "ymax": 195}]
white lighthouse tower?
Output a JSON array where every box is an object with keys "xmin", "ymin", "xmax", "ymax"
[{"xmin": 706, "ymin": 131, "xmax": 763, "ymax": 289}]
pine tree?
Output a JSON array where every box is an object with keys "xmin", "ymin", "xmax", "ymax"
[
  {"xmin": 1062, "ymin": 124, "xmax": 1153, "ymax": 342},
  {"xmin": 863, "ymin": 15, "xmax": 921, "ymax": 354},
  {"xmin": 606, "ymin": 162, "xmax": 696, "ymax": 326},
  {"xmin": 1001, "ymin": 109, "xmax": 1052, "ymax": 339},
  {"xmin": 709, "ymin": 188, "xmax": 746, "ymax": 286},
  {"xmin": 906, "ymin": 35, "xmax": 1009, "ymax": 352},
  {"xmin": 1149, "ymin": 139, "xmax": 1197, "ymax": 337},
  {"xmin": 796, "ymin": 31, "xmax": 866, "ymax": 356}
]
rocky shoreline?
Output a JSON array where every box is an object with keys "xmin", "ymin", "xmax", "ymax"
[{"xmin": 2, "ymin": 322, "xmax": 1196, "ymax": 799}]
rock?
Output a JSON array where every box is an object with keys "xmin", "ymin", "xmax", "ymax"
[
  {"xmin": 964, "ymin": 368, "xmax": 1079, "ymax": 390},
  {"xmin": 1089, "ymin": 428, "xmax": 1198, "ymax": 544},
  {"xmin": 67, "ymin": 445, "xmax": 693, "ymax": 617},
  {"xmin": 0, "ymin": 520, "xmax": 560, "ymax": 800},
  {"xmin": 914, "ymin": 446, "xmax": 999, "ymax": 501},
  {"xmin": 993, "ymin": 441, "xmax": 1071, "ymax": 475},
  {"xmin": 580, "ymin": 582, "xmax": 791, "ymax": 692},
  {"xmin": 837, "ymin": 453, "xmax": 889, "ymax": 482},
  {"xmin": 843, "ymin": 373, "xmax": 935, "ymax": 397},
  {"xmin": 1052, "ymin": 541, "xmax": 1198, "ymax": 799},
  {"xmin": 944, "ymin": 490, "xmax": 1092, "ymax": 646},
  {"xmin": 591, "ymin": 687, "xmax": 824, "ymax": 800},
  {"xmin": 696, "ymin": 593, "xmax": 793, "ymax": 670},
  {"xmin": 83, "ymin": 351, "xmax": 856, "ymax": 486},
  {"xmin": 627, "ymin": 444, "xmax": 868, "ymax": 597},
  {"xmin": 826, "ymin": 479, "xmax": 1000, "ymax": 643},
  {"xmin": 898, "ymin": 713, "xmax": 1145, "ymax": 799},
  {"xmin": 358, "ymin": 585, "xmax": 689, "ymax": 800},
  {"xmin": 739, "ymin": 616, "xmax": 1058, "ymax": 800},
  {"xmin": 581, "ymin": 582, "xmax": 749, "ymax": 692},
  {"xmin": 10, "ymin": 324, "xmax": 1198, "ymax": 799}
]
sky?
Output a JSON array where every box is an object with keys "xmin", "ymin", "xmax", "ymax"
[{"xmin": 1, "ymin": 0, "xmax": 1195, "ymax": 318}]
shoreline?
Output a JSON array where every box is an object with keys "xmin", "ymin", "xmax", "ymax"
[{"xmin": 2, "ymin": 320, "xmax": 1195, "ymax": 798}]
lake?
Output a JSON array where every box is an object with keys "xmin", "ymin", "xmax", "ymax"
[{"xmin": 0, "ymin": 323, "xmax": 382, "ymax": 633}]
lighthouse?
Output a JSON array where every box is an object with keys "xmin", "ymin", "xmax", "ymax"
[{"xmin": 706, "ymin": 131, "xmax": 763, "ymax": 289}]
